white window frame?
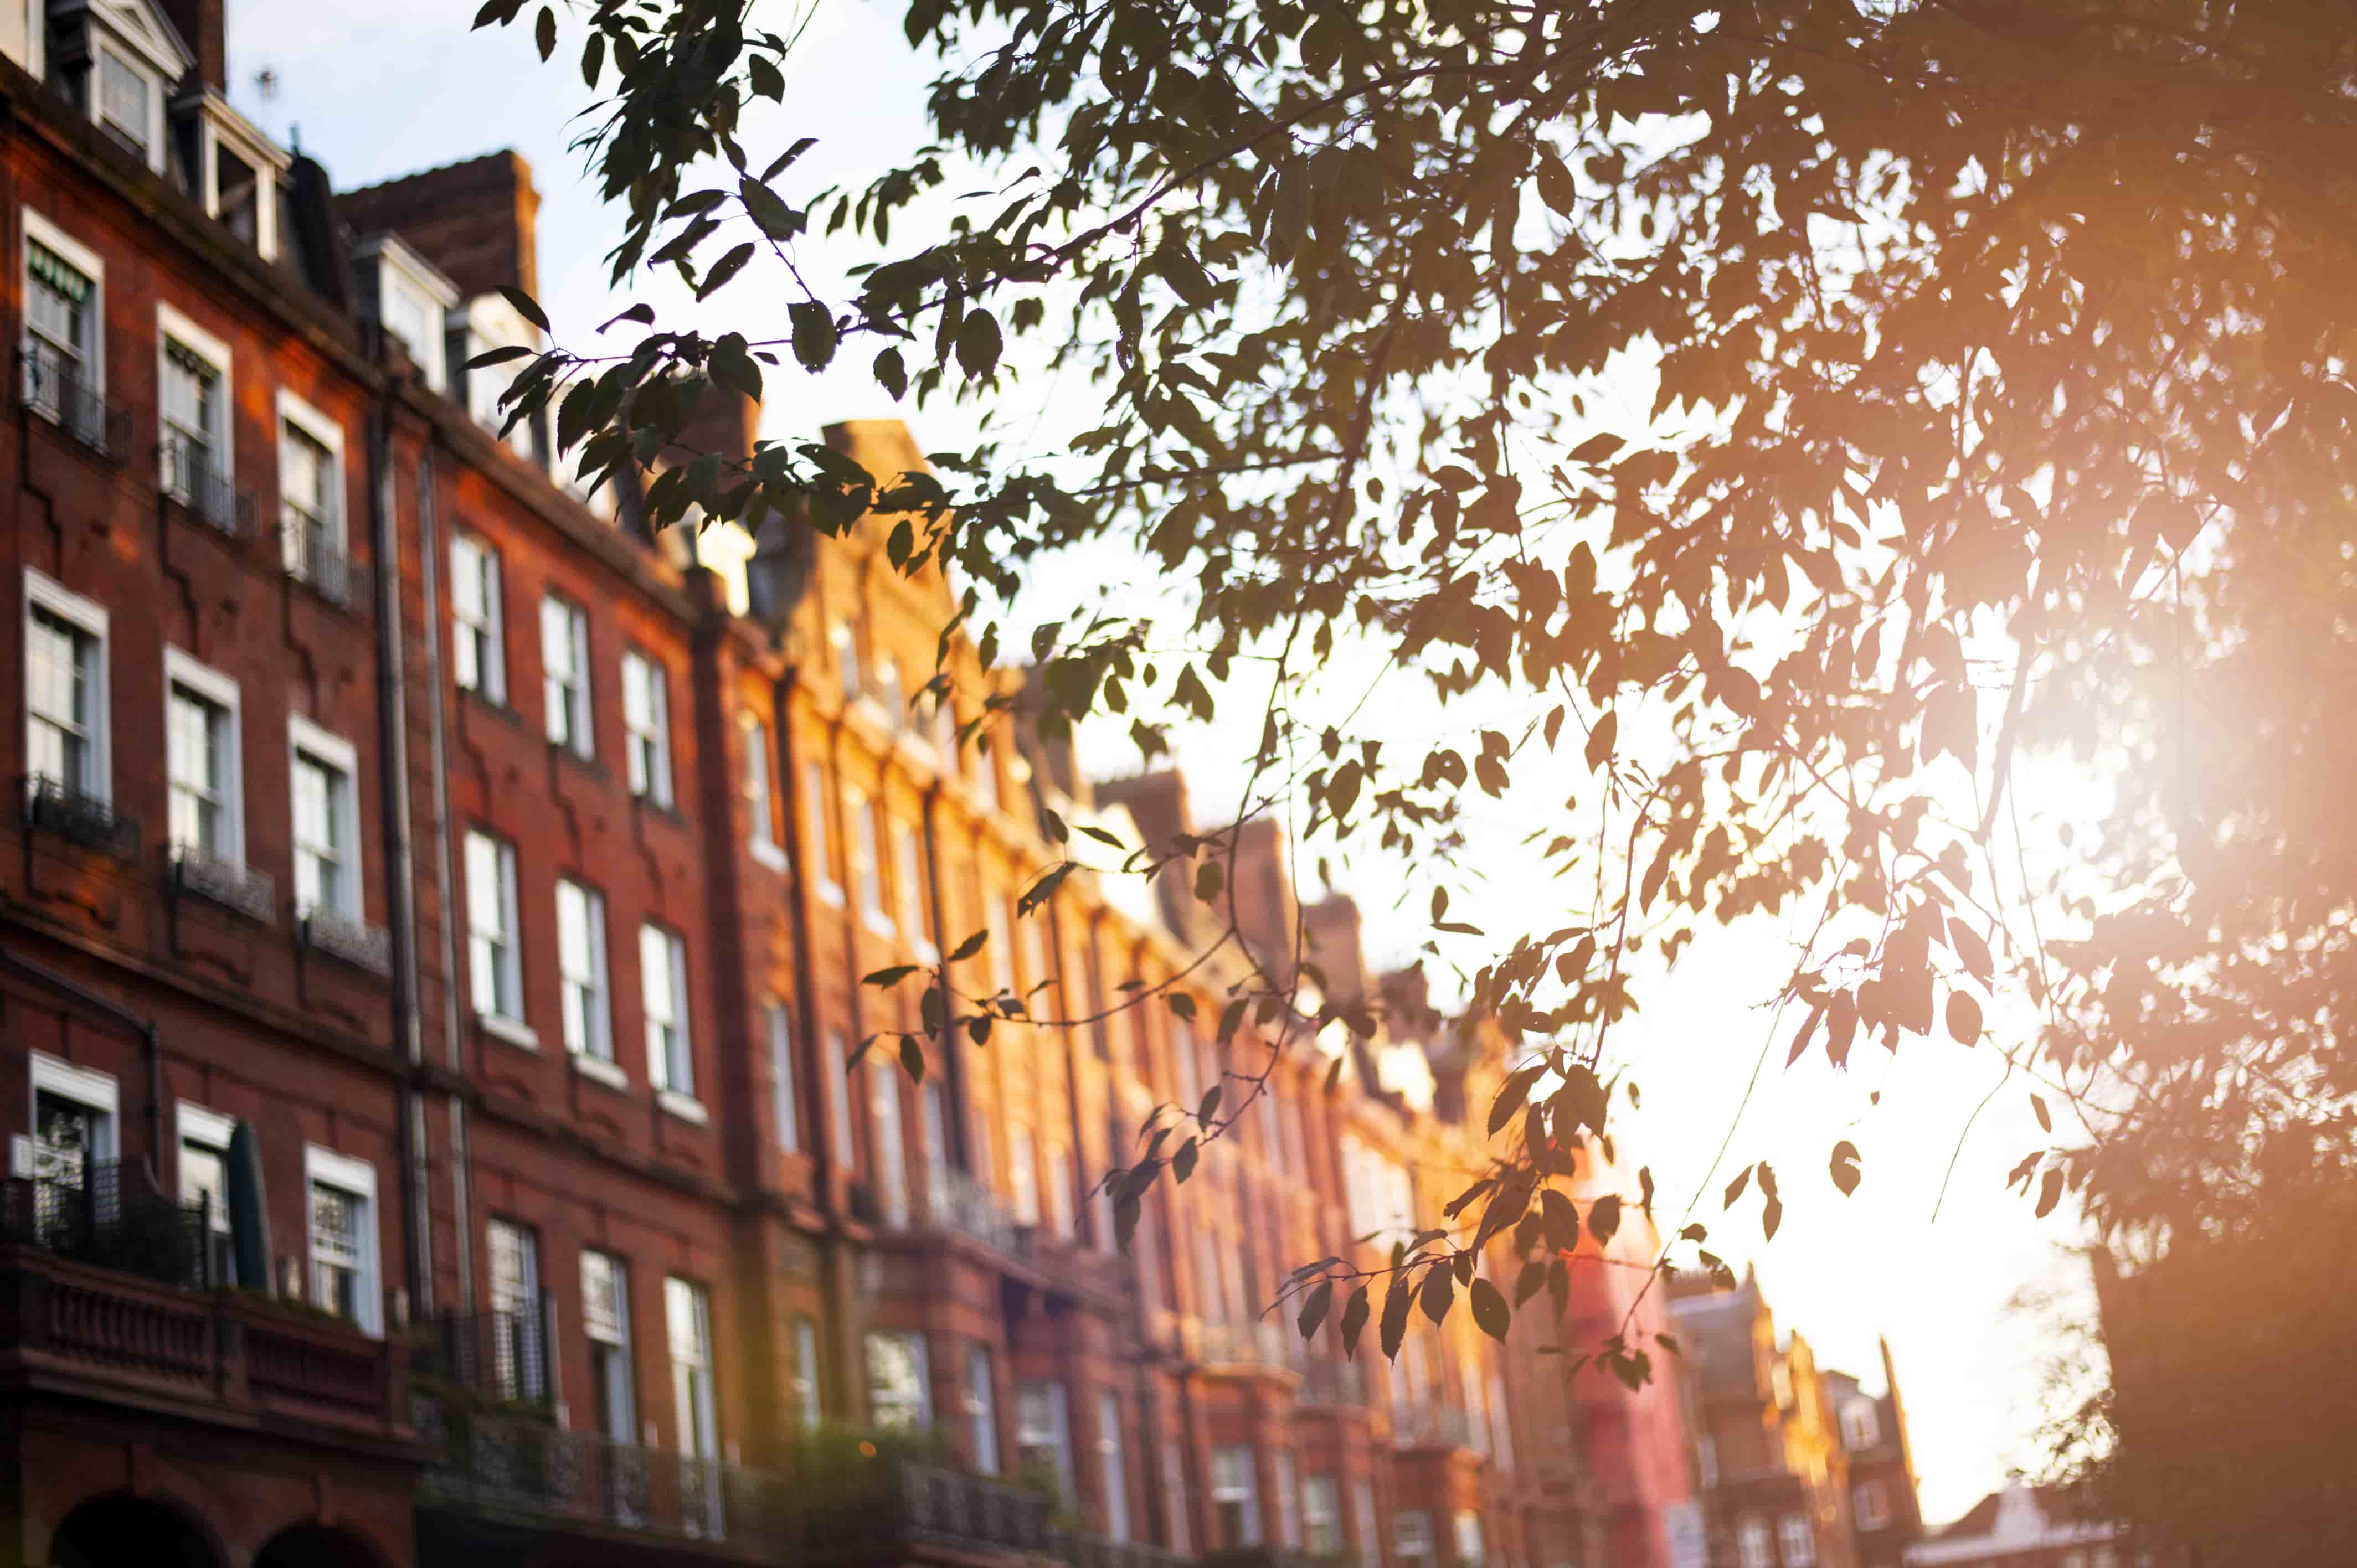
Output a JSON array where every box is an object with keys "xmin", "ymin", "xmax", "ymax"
[
  {"xmin": 1841, "ymin": 1399, "xmax": 1880, "ymax": 1450},
  {"xmin": 277, "ymin": 389, "xmax": 347, "ymax": 549},
  {"xmin": 29, "ymin": 1051, "xmax": 119, "ymax": 1157},
  {"xmin": 1778, "ymin": 1513, "xmax": 1816, "ymax": 1568},
  {"xmin": 1696, "ymin": 1433, "xmax": 1719, "ymax": 1489},
  {"xmin": 162, "ymin": 646, "xmax": 243, "ymax": 869},
  {"xmin": 1854, "ymin": 1480, "xmax": 1891, "ymax": 1532},
  {"xmin": 1301, "ymin": 1475, "xmax": 1342, "ymax": 1557},
  {"xmin": 465, "ymin": 829, "xmax": 531, "ymax": 1044},
  {"xmin": 1351, "ymin": 1478, "xmax": 1378, "ymax": 1568},
  {"xmin": 303, "ymin": 1143, "xmax": 382, "ymax": 1335},
  {"xmin": 541, "ymin": 592, "xmax": 593, "ymax": 757},
  {"xmin": 174, "ymin": 1100, "xmax": 235, "ymax": 1278},
  {"xmin": 742, "ymin": 711, "xmax": 785, "ymax": 870},
  {"xmin": 91, "ymin": 38, "xmax": 166, "ymax": 171},
  {"xmin": 867, "ymin": 1051, "xmax": 908, "ymax": 1225},
  {"xmin": 1393, "ymin": 1509, "xmax": 1435, "ymax": 1564},
  {"xmin": 1736, "ymin": 1518, "xmax": 1773, "ymax": 1568},
  {"xmin": 1274, "ymin": 1450, "xmax": 1300, "ymax": 1550},
  {"xmin": 360, "ymin": 236, "xmax": 456, "ymax": 393},
  {"xmin": 665, "ymin": 1276, "xmax": 719, "ymax": 1460},
  {"xmin": 792, "ymin": 1316, "xmax": 823, "ymax": 1432},
  {"xmin": 23, "ymin": 567, "xmax": 111, "ymax": 804},
  {"xmin": 1016, "ymin": 1380, "xmax": 1076, "ymax": 1504},
  {"xmin": 582, "ymin": 1248, "xmax": 637, "ymax": 1442},
  {"xmin": 22, "ymin": 209, "xmax": 103, "ymax": 391},
  {"xmin": 156, "ymin": 302, "xmax": 233, "ymax": 502},
  {"xmin": 766, "ymin": 999, "xmax": 801, "ymax": 1153},
  {"xmin": 849, "ymin": 789, "xmax": 890, "ymax": 934},
  {"xmin": 557, "ymin": 877, "xmax": 614, "ymax": 1068},
  {"xmin": 1097, "ymin": 1389, "xmax": 1133, "ymax": 1543},
  {"xmin": 805, "ymin": 761, "xmax": 843, "ymax": 905},
  {"xmin": 287, "ymin": 715, "xmax": 361, "ymax": 919},
  {"xmin": 621, "ymin": 648, "xmax": 675, "ymax": 806},
  {"xmin": 894, "ymin": 819, "xmax": 935, "ymax": 960},
  {"xmin": 865, "ymin": 1327, "xmax": 933, "ymax": 1430},
  {"xmin": 450, "ymin": 533, "xmax": 507, "ymax": 704},
  {"xmin": 1212, "ymin": 1446, "xmax": 1264, "ymax": 1549},
  {"xmin": 194, "ymin": 102, "xmax": 284, "ymax": 261},
  {"xmin": 641, "ymin": 922, "xmax": 697, "ymax": 1107},
  {"xmin": 966, "ymin": 1344, "xmax": 999, "ymax": 1472}
]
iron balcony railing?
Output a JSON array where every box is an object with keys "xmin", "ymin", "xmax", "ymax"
[
  {"xmin": 281, "ymin": 504, "xmax": 369, "ymax": 611},
  {"xmin": 925, "ymin": 1165, "xmax": 1021, "ymax": 1251},
  {"xmin": 1200, "ymin": 1319, "xmax": 1299, "ymax": 1373},
  {"xmin": 0, "ymin": 1159, "xmax": 212, "ymax": 1291},
  {"xmin": 1393, "ymin": 1404, "xmax": 1476, "ymax": 1450},
  {"xmin": 19, "ymin": 341, "xmax": 130, "ymax": 459},
  {"xmin": 162, "ymin": 432, "xmax": 255, "ymax": 538},
  {"xmin": 418, "ymin": 1399, "xmax": 1056, "ymax": 1560},
  {"xmin": 301, "ymin": 905, "xmax": 392, "ymax": 976},
  {"xmin": 171, "ymin": 843, "xmax": 275, "ymax": 922},
  {"xmin": 421, "ymin": 1299, "xmax": 554, "ymax": 1407},
  {"xmin": 21, "ymin": 774, "xmax": 140, "ymax": 862}
]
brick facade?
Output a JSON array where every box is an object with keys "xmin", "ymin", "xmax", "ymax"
[{"xmin": 0, "ymin": 6, "xmax": 1696, "ymax": 1567}]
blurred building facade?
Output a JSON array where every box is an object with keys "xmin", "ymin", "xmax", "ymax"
[
  {"xmin": 1668, "ymin": 1272, "xmax": 1922, "ymax": 1568},
  {"xmin": 0, "ymin": 4, "xmax": 1700, "ymax": 1567}
]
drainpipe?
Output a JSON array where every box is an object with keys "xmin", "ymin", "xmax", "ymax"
[
  {"xmin": 416, "ymin": 432, "xmax": 476, "ymax": 1317},
  {"xmin": 0, "ymin": 946, "xmax": 163, "ymax": 1187},
  {"xmin": 366, "ymin": 366, "xmax": 434, "ymax": 1321}
]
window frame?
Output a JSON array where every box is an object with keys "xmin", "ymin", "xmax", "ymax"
[
  {"xmin": 665, "ymin": 1275, "xmax": 719, "ymax": 1459},
  {"xmin": 1211, "ymin": 1446, "xmax": 1264, "ymax": 1549},
  {"xmin": 620, "ymin": 647, "xmax": 675, "ymax": 806},
  {"xmin": 805, "ymin": 759, "xmax": 843, "ymax": 904},
  {"xmin": 1852, "ymin": 1481, "xmax": 1891, "ymax": 1532},
  {"xmin": 742, "ymin": 710, "xmax": 785, "ymax": 869},
  {"xmin": 162, "ymin": 645, "xmax": 243, "ymax": 869},
  {"xmin": 867, "ymin": 1049, "xmax": 908, "ymax": 1225},
  {"xmin": 276, "ymin": 389, "xmax": 347, "ymax": 549},
  {"xmin": 23, "ymin": 568, "xmax": 110, "ymax": 804},
  {"xmin": 640, "ymin": 921, "xmax": 697, "ymax": 1107},
  {"xmin": 303, "ymin": 1143, "xmax": 382, "ymax": 1335},
  {"xmin": 848, "ymin": 788, "xmax": 891, "ymax": 933},
  {"xmin": 21, "ymin": 210, "xmax": 103, "ymax": 413},
  {"xmin": 287, "ymin": 715, "xmax": 362, "ymax": 919},
  {"xmin": 555, "ymin": 876, "xmax": 614, "ymax": 1067},
  {"xmin": 791, "ymin": 1315, "xmax": 823, "ymax": 1433},
  {"xmin": 580, "ymin": 1247, "xmax": 637, "ymax": 1442},
  {"xmin": 156, "ymin": 302, "xmax": 233, "ymax": 502},
  {"xmin": 966, "ymin": 1343, "xmax": 999, "ymax": 1472},
  {"xmin": 174, "ymin": 1100, "xmax": 235, "ymax": 1282},
  {"xmin": 893, "ymin": 818, "xmax": 935, "ymax": 960},
  {"xmin": 766, "ymin": 999, "xmax": 801, "ymax": 1153},
  {"xmin": 464, "ymin": 828, "xmax": 529, "ymax": 1040},
  {"xmin": 1097, "ymin": 1389, "xmax": 1133, "ymax": 1543},
  {"xmin": 1300, "ymin": 1475, "xmax": 1343, "ymax": 1557},
  {"xmin": 1778, "ymin": 1514, "xmax": 1816, "ymax": 1568},
  {"xmin": 450, "ymin": 532, "xmax": 508, "ymax": 704},
  {"xmin": 539, "ymin": 592, "xmax": 594, "ymax": 758},
  {"xmin": 1392, "ymin": 1509, "xmax": 1435, "ymax": 1564},
  {"xmin": 91, "ymin": 39, "xmax": 166, "ymax": 169},
  {"xmin": 864, "ymin": 1327, "xmax": 933, "ymax": 1431}
]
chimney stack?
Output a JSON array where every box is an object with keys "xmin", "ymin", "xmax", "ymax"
[
  {"xmin": 158, "ymin": 0, "xmax": 225, "ymax": 92},
  {"xmin": 334, "ymin": 151, "xmax": 541, "ymax": 301}
]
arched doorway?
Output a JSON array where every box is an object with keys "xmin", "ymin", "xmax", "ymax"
[
  {"xmin": 48, "ymin": 1493, "xmax": 219, "ymax": 1568},
  {"xmin": 253, "ymin": 1523, "xmax": 387, "ymax": 1568}
]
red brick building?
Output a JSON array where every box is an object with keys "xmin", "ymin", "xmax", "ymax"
[
  {"xmin": 0, "ymin": 3, "xmax": 1694, "ymax": 1565},
  {"xmin": 1669, "ymin": 1275, "xmax": 1923, "ymax": 1568}
]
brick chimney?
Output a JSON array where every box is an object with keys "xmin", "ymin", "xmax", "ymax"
[
  {"xmin": 335, "ymin": 151, "xmax": 540, "ymax": 301},
  {"xmin": 683, "ymin": 381, "xmax": 759, "ymax": 467},
  {"xmin": 157, "ymin": 0, "xmax": 225, "ymax": 91},
  {"xmin": 1303, "ymin": 896, "xmax": 1370, "ymax": 1005}
]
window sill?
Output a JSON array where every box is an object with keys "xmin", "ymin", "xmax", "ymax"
[
  {"xmin": 459, "ymin": 687, "xmax": 522, "ymax": 726},
  {"xmin": 632, "ymin": 791, "xmax": 686, "ymax": 827},
  {"xmin": 547, "ymin": 737, "xmax": 603, "ymax": 777},
  {"xmin": 749, "ymin": 837, "xmax": 790, "ymax": 874},
  {"xmin": 657, "ymin": 1089, "xmax": 709, "ymax": 1127},
  {"xmin": 570, "ymin": 1051, "xmax": 630, "ymax": 1092},
  {"xmin": 816, "ymin": 881, "xmax": 846, "ymax": 909},
  {"xmin": 862, "ymin": 911, "xmax": 898, "ymax": 942},
  {"xmin": 478, "ymin": 1012, "xmax": 539, "ymax": 1051}
]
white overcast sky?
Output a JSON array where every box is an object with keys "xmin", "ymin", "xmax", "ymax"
[{"xmin": 229, "ymin": 0, "xmax": 2105, "ymax": 1523}]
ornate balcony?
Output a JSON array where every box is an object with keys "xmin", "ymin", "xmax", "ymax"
[
  {"xmin": 172, "ymin": 843, "xmax": 275, "ymax": 922},
  {"xmin": 19, "ymin": 341, "xmax": 131, "ymax": 460},
  {"xmin": 301, "ymin": 905, "xmax": 392, "ymax": 976},
  {"xmin": 1298, "ymin": 1356, "xmax": 1370, "ymax": 1409},
  {"xmin": 0, "ymin": 1173, "xmax": 406, "ymax": 1440},
  {"xmin": 21, "ymin": 773, "xmax": 140, "ymax": 862},
  {"xmin": 418, "ymin": 1299, "xmax": 553, "ymax": 1407},
  {"xmin": 162, "ymin": 432, "xmax": 256, "ymax": 539},
  {"xmin": 1392, "ymin": 1404, "xmax": 1477, "ymax": 1451}
]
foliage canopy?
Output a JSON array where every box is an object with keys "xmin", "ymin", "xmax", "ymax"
[{"xmin": 475, "ymin": 0, "xmax": 2357, "ymax": 1399}]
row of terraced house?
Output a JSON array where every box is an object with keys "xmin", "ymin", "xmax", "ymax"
[{"xmin": 0, "ymin": 2, "xmax": 1702, "ymax": 1567}]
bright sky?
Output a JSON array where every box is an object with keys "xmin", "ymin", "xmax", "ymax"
[{"xmin": 230, "ymin": 0, "xmax": 2104, "ymax": 1523}]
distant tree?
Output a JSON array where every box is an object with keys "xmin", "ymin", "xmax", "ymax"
[{"xmin": 473, "ymin": 0, "xmax": 2357, "ymax": 1384}]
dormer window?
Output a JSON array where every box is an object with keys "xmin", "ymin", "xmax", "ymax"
[
  {"xmin": 452, "ymin": 292, "xmax": 542, "ymax": 460},
  {"xmin": 96, "ymin": 48, "xmax": 155, "ymax": 158},
  {"xmin": 168, "ymin": 92, "xmax": 289, "ymax": 261},
  {"xmin": 353, "ymin": 235, "xmax": 459, "ymax": 394},
  {"xmin": 50, "ymin": 2, "xmax": 186, "ymax": 177}
]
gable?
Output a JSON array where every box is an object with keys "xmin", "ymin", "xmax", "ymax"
[{"xmin": 87, "ymin": 0, "xmax": 194, "ymax": 79}]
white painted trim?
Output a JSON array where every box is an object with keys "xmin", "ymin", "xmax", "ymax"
[
  {"xmin": 89, "ymin": 36, "xmax": 168, "ymax": 173},
  {"xmin": 479, "ymin": 1012, "xmax": 541, "ymax": 1052},
  {"xmin": 302, "ymin": 1142, "xmax": 382, "ymax": 1336},
  {"xmin": 155, "ymin": 298, "xmax": 236, "ymax": 478},
  {"xmin": 30, "ymin": 1051, "xmax": 120, "ymax": 1160},
  {"xmin": 174, "ymin": 1100, "xmax": 234, "ymax": 1151},
  {"xmin": 275, "ymin": 387, "xmax": 346, "ymax": 458},
  {"xmin": 163, "ymin": 644, "xmax": 244, "ymax": 867},
  {"xmin": 749, "ymin": 837, "xmax": 789, "ymax": 874},
  {"xmin": 287, "ymin": 714, "xmax": 363, "ymax": 918},
  {"xmin": 657, "ymin": 1090, "xmax": 709, "ymax": 1127},
  {"xmin": 23, "ymin": 566, "xmax": 112, "ymax": 804},
  {"xmin": 571, "ymin": 1052, "xmax": 630, "ymax": 1092}
]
